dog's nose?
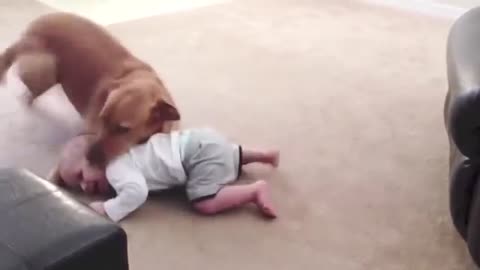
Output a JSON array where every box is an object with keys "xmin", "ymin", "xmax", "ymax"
[{"xmin": 86, "ymin": 143, "xmax": 105, "ymax": 166}]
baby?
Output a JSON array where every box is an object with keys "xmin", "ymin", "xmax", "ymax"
[{"xmin": 54, "ymin": 128, "xmax": 279, "ymax": 222}]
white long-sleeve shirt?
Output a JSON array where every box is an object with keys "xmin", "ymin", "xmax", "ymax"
[{"xmin": 103, "ymin": 131, "xmax": 190, "ymax": 222}]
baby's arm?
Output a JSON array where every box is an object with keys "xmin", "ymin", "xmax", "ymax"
[{"xmin": 90, "ymin": 156, "xmax": 148, "ymax": 222}]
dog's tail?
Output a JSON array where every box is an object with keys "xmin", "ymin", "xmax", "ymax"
[{"xmin": 0, "ymin": 46, "xmax": 16, "ymax": 83}]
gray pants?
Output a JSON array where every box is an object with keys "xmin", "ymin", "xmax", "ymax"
[{"xmin": 181, "ymin": 129, "xmax": 242, "ymax": 202}]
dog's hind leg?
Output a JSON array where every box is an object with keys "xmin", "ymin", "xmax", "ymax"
[{"xmin": 16, "ymin": 51, "xmax": 57, "ymax": 105}]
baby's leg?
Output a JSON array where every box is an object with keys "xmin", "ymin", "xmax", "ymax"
[
  {"xmin": 193, "ymin": 180, "xmax": 276, "ymax": 218},
  {"xmin": 242, "ymin": 147, "xmax": 280, "ymax": 167}
]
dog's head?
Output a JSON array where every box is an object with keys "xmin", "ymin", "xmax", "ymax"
[{"xmin": 86, "ymin": 79, "xmax": 180, "ymax": 165}]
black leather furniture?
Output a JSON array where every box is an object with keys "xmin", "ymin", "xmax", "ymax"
[
  {"xmin": 445, "ymin": 7, "xmax": 480, "ymax": 267},
  {"xmin": 0, "ymin": 168, "xmax": 129, "ymax": 270}
]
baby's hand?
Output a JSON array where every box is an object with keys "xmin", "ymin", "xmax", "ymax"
[{"xmin": 89, "ymin": 201, "xmax": 107, "ymax": 216}]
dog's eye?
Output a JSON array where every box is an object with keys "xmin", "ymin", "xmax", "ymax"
[{"xmin": 112, "ymin": 124, "xmax": 130, "ymax": 134}]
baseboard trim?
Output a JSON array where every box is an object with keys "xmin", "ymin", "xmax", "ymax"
[{"xmin": 365, "ymin": 0, "xmax": 468, "ymax": 19}]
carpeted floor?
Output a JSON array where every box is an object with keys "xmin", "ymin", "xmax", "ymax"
[{"xmin": 0, "ymin": 0, "xmax": 471, "ymax": 269}]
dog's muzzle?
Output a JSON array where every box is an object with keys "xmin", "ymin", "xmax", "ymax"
[{"xmin": 86, "ymin": 142, "xmax": 106, "ymax": 166}]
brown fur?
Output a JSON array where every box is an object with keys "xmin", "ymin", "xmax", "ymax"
[{"xmin": 0, "ymin": 12, "xmax": 180, "ymax": 171}]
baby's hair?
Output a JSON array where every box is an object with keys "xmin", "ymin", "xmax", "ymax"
[
  {"xmin": 46, "ymin": 168, "xmax": 65, "ymax": 187},
  {"xmin": 54, "ymin": 177, "xmax": 65, "ymax": 186}
]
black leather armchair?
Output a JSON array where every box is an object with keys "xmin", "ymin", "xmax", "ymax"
[
  {"xmin": 0, "ymin": 168, "xmax": 129, "ymax": 270},
  {"xmin": 445, "ymin": 7, "xmax": 480, "ymax": 267}
]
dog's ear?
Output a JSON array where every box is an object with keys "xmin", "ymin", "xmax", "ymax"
[
  {"xmin": 150, "ymin": 100, "xmax": 180, "ymax": 122},
  {"xmin": 99, "ymin": 91, "xmax": 120, "ymax": 122}
]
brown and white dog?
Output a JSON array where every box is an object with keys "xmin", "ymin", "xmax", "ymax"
[{"xmin": 0, "ymin": 13, "xmax": 180, "ymax": 174}]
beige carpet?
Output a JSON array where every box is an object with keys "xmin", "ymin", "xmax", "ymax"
[{"xmin": 0, "ymin": 0, "xmax": 470, "ymax": 269}]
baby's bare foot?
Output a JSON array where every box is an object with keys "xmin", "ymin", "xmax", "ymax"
[{"xmin": 254, "ymin": 180, "xmax": 277, "ymax": 219}]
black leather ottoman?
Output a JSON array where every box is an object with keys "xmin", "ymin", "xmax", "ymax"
[
  {"xmin": 445, "ymin": 7, "xmax": 480, "ymax": 268},
  {"xmin": 0, "ymin": 168, "xmax": 129, "ymax": 270}
]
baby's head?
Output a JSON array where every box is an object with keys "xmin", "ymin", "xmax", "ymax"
[
  {"xmin": 81, "ymin": 162, "xmax": 110, "ymax": 194},
  {"xmin": 61, "ymin": 159, "xmax": 111, "ymax": 195},
  {"xmin": 56, "ymin": 135, "xmax": 111, "ymax": 195}
]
